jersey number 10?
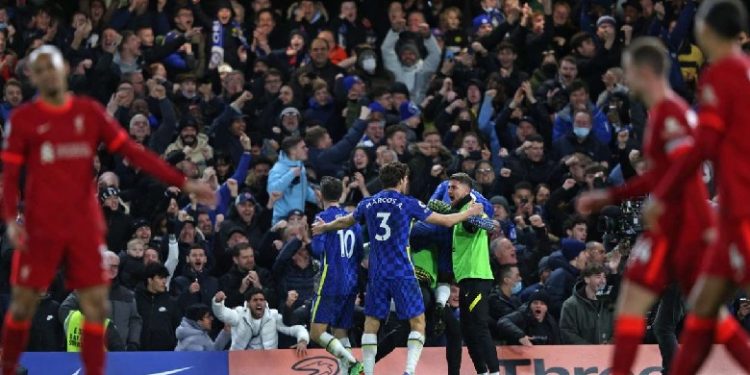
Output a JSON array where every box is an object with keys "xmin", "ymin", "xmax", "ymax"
[{"xmin": 337, "ymin": 229, "xmax": 355, "ymax": 259}]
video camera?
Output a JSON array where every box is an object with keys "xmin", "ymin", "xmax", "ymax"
[{"xmin": 598, "ymin": 198, "xmax": 645, "ymax": 250}]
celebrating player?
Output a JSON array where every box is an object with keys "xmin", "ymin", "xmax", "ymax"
[
  {"xmin": 642, "ymin": 0, "xmax": 750, "ymax": 372},
  {"xmin": 0, "ymin": 45, "xmax": 214, "ymax": 375},
  {"xmin": 577, "ymin": 37, "xmax": 750, "ymax": 375},
  {"xmin": 310, "ymin": 177, "xmax": 364, "ymax": 375},
  {"xmin": 312, "ymin": 162, "xmax": 483, "ymax": 375}
]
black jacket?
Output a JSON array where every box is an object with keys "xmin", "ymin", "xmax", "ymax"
[
  {"xmin": 135, "ymin": 286, "xmax": 181, "ymax": 351},
  {"xmin": 218, "ymin": 264, "xmax": 276, "ymax": 309},
  {"xmin": 488, "ymin": 286, "xmax": 522, "ymax": 323},
  {"xmin": 28, "ymin": 296, "xmax": 65, "ymax": 351},
  {"xmin": 173, "ymin": 268, "xmax": 220, "ymax": 310},
  {"xmin": 104, "ymin": 208, "xmax": 133, "ymax": 253},
  {"xmin": 495, "ymin": 304, "xmax": 561, "ymax": 345}
]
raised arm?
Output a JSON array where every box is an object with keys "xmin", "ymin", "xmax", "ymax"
[
  {"xmin": 424, "ymin": 203, "xmax": 483, "ymax": 227},
  {"xmin": 311, "ymin": 214, "xmax": 356, "ymax": 235}
]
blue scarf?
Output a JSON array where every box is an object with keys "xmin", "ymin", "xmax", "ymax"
[{"xmin": 209, "ymin": 20, "xmax": 250, "ymax": 69}]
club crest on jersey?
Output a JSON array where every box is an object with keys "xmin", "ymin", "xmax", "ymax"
[
  {"xmin": 74, "ymin": 115, "xmax": 85, "ymax": 134},
  {"xmin": 701, "ymin": 84, "xmax": 717, "ymax": 106},
  {"xmin": 685, "ymin": 110, "xmax": 698, "ymax": 129},
  {"xmin": 40, "ymin": 141, "xmax": 55, "ymax": 164},
  {"xmin": 663, "ymin": 117, "xmax": 684, "ymax": 138},
  {"xmin": 730, "ymin": 244, "xmax": 746, "ymax": 281}
]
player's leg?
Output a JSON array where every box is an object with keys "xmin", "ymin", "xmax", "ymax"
[
  {"xmin": 459, "ymin": 279, "xmax": 499, "ymax": 375},
  {"xmin": 651, "ymin": 284, "xmax": 684, "ymax": 374},
  {"xmin": 361, "ymin": 317, "xmax": 381, "ymax": 375},
  {"xmin": 363, "ymin": 280, "xmax": 388, "ymax": 375},
  {"xmin": 77, "ymin": 285, "xmax": 109, "ymax": 375},
  {"xmin": 715, "ymin": 305, "xmax": 750, "ymax": 371},
  {"xmin": 396, "ymin": 278, "xmax": 426, "ymax": 375},
  {"xmin": 332, "ymin": 327, "xmax": 362, "ymax": 375},
  {"xmin": 669, "ymin": 275, "xmax": 735, "ymax": 374},
  {"xmin": 2, "ymin": 286, "xmax": 40, "ymax": 375},
  {"xmin": 610, "ymin": 281, "xmax": 659, "ymax": 375},
  {"xmin": 444, "ymin": 305, "xmax": 462, "ymax": 375}
]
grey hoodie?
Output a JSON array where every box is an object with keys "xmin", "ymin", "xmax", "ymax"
[{"xmin": 174, "ymin": 318, "xmax": 231, "ymax": 351}]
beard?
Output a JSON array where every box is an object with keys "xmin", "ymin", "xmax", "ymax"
[{"xmin": 182, "ymin": 136, "xmax": 197, "ymax": 147}]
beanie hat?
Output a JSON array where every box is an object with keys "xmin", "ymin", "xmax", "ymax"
[
  {"xmin": 343, "ymin": 75, "xmax": 363, "ymax": 92},
  {"xmin": 596, "ymin": 16, "xmax": 616, "ymax": 28},
  {"xmin": 529, "ymin": 289, "xmax": 550, "ymax": 306},
  {"xmin": 561, "ymin": 238, "xmax": 586, "ymax": 261}
]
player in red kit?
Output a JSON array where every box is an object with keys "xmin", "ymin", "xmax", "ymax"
[
  {"xmin": 0, "ymin": 46, "xmax": 215, "ymax": 375},
  {"xmin": 578, "ymin": 37, "xmax": 750, "ymax": 375},
  {"xmin": 643, "ymin": 0, "xmax": 750, "ymax": 373}
]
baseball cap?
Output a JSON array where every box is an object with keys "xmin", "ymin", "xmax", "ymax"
[
  {"xmin": 343, "ymin": 75, "xmax": 363, "ymax": 92},
  {"xmin": 286, "ymin": 208, "xmax": 304, "ymax": 220},
  {"xmin": 399, "ymin": 101, "xmax": 421, "ymax": 121},
  {"xmin": 235, "ymin": 192, "xmax": 257, "ymax": 205}
]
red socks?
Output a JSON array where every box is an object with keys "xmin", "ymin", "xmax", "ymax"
[
  {"xmin": 716, "ymin": 316, "xmax": 750, "ymax": 371},
  {"xmin": 1, "ymin": 314, "xmax": 30, "ymax": 375},
  {"xmin": 81, "ymin": 322, "xmax": 106, "ymax": 375},
  {"xmin": 670, "ymin": 314, "xmax": 716, "ymax": 374},
  {"xmin": 610, "ymin": 315, "xmax": 646, "ymax": 375}
]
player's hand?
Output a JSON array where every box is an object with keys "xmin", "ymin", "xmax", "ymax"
[
  {"xmin": 183, "ymin": 180, "xmax": 216, "ymax": 206},
  {"xmin": 467, "ymin": 203, "xmax": 484, "ymax": 217},
  {"xmin": 214, "ymin": 291, "xmax": 227, "ymax": 303},
  {"xmin": 311, "ymin": 218, "xmax": 327, "ymax": 236},
  {"xmin": 643, "ymin": 198, "xmax": 665, "ymax": 233},
  {"xmin": 6, "ymin": 221, "xmax": 27, "ymax": 251},
  {"xmin": 519, "ymin": 336, "xmax": 533, "ymax": 346},
  {"xmin": 292, "ymin": 340, "xmax": 308, "ymax": 357},
  {"xmin": 576, "ymin": 190, "xmax": 612, "ymax": 216}
]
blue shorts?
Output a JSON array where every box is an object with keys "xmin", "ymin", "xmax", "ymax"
[
  {"xmin": 364, "ymin": 277, "xmax": 424, "ymax": 320},
  {"xmin": 310, "ymin": 294, "xmax": 356, "ymax": 329}
]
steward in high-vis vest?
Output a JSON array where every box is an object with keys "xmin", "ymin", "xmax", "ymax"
[
  {"xmin": 447, "ymin": 173, "xmax": 500, "ymax": 375},
  {"xmin": 64, "ymin": 310, "xmax": 124, "ymax": 352}
]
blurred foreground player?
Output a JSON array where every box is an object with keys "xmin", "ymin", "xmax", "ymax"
[
  {"xmin": 578, "ymin": 37, "xmax": 750, "ymax": 375},
  {"xmin": 644, "ymin": 0, "xmax": 750, "ymax": 373},
  {"xmin": 0, "ymin": 45, "xmax": 214, "ymax": 375}
]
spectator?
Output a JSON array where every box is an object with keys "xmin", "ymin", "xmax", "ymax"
[
  {"xmin": 559, "ymin": 264, "xmax": 614, "ymax": 344},
  {"xmin": 101, "ymin": 187, "xmax": 133, "ymax": 253},
  {"xmin": 552, "ymin": 80, "xmax": 612, "ymax": 144},
  {"xmin": 546, "ymin": 239, "xmax": 588, "ymax": 318},
  {"xmin": 165, "ymin": 117, "xmax": 214, "ymax": 173},
  {"xmin": 175, "ymin": 304, "xmax": 231, "ymax": 351},
  {"xmin": 212, "ymin": 288, "xmax": 309, "ymax": 352},
  {"xmin": 298, "ymin": 37, "xmax": 345, "ymax": 90},
  {"xmin": 173, "ymin": 245, "xmax": 219, "ymax": 309},
  {"xmin": 488, "ymin": 264, "xmax": 523, "ymax": 323},
  {"xmin": 495, "ymin": 290, "xmax": 561, "ymax": 345},
  {"xmin": 60, "ymin": 251, "xmax": 142, "ymax": 351},
  {"xmin": 27, "ymin": 292, "xmax": 65, "ymax": 351},
  {"xmin": 267, "ymin": 135, "xmax": 319, "ymax": 225},
  {"xmin": 0, "ymin": 78, "xmax": 22, "ymax": 127},
  {"xmin": 136, "ymin": 263, "xmax": 182, "ymax": 351},
  {"xmin": 272, "ymin": 226, "xmax": 317, "ymax": 322},
  {"xmin": 219, "ymin": 243, "xmax": 276, "ymax": 309},
  {"xmin": 552, "ymin": 109, "xmax": 612, "ymax": 163}
]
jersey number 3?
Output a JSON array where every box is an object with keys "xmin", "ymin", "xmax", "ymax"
[
  {"xmin": 337, "ymin": 229, "xmax": 355, "ymax": 259},
  {"xmin": 374, "ymin": 212, "xmax": 392, "ymax": 242}
]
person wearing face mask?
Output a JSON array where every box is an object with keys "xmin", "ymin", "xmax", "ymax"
[
  {"xmin": 488, "ymin": 264, "xmax": 523, "ymax": 325},
  {"xmin": 551, "ymin": 109, "xmax": 611, "ymax": 164},
  {"xmin": 352, "ymin": 46, "xmax": 394, "ymax": 90},
  {"xmin": 559, "ymin": 264, "xmax": 614, "ymax": 345}
]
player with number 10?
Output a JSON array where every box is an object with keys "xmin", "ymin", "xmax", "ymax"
[{"xmin": 312, "ymin": 162, "xmax": 483, "ymax": 375}]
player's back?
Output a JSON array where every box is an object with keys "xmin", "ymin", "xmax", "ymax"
[
  {"xmin": 312, "ymin": 206, "xmax": 362, "ymax": 296},
  {"xmin": 644, "ymin": 95, "xmax": 713, "ymax": 236},
  {"xmin": 5, "ymin": 96, "xmax": 108, "ymax": 226},
  {"xmin": 355, "ymin": 189, "xmax": 432, "ymax": 279},
  {"xmin": 699, "ymin": 53, "xmax": 750, "ymax": 218}
]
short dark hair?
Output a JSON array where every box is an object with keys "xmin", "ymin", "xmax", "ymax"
[
  {"xmin": 449, "ymin": 172, "xmax": 474, "ymax": 188},
  {"xmin": 231, "ymin": 242, "xmax": 254, "ymax": 258},
  {"xmin": 281, "ymin": 135, "xmax": 304, "ymax": 154},
  {"xmin": 568, "ymin": 80, "xmax": 588, "ymax": 94},
  {"xmin": 370, "ymin": 85, "xmax": 390, "ymax": 100},
  {"xmin": 570, "ymin": 32, "xmax": 592, "ymax": 50},
  {"xmin": 498, "ymin": 264, "xmax": 518, "ymax": 280},
  {"xmin": 582, "ymin": 264, "xmax": 606, "ymax": 278},
  {"xmin": 697, "ymin": 0, "xmax": 748, "ymax": 39},
  {"xmin": 385, "ymin": 124, "xmax": 408, "ymax": 139},
  {"xmin": 185, "ymin": 303, "xmax": 211, "ymax": 322},
  {"xmin": 514, "ymin": 181, "xmax": 534, "ymax": 194},
  {"xmin": 320, "ymin": 176, "xmax": 343, "ymax": 202},
  {"xmin": 188, "ymin": 244, "xmax": 206, "ymax": 254},
  {"xmin": 496, "ymin": 41, "xmax": 516, "ymax": 54},
  {"xmin": 527, "ymin": 134, "xmax": 544, "ymax": 144},
  {"xmin": 304, "ymin": 126, "xmax": 328, "ymax": 148},
  {"xmin": 564, "ymin": 215, "xmax": 588, "ymax": 232},
  {"xmin": 560, "ymin": 55, "xmax": 577, "ymax": 66},
  {"xmin": 379, "ymin": 162, "xmax": 409, "ymax": 189},
  {"xmin": 626, "ymin": 37, "xmax": 671, "ymax": 77},
  {"xmin": 264, "ymin": 68, "xmax": 283, "ymax": 80},
  {"xmin": 244, "ymin": 287, "xmax": 265, "ymax": 301}
]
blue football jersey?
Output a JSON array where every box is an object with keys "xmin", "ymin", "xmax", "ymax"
[
  {"xmin": 312, "ymin": 206, "xmax": 362, "ymax": 296},
  {"xmin": 354, "ymin": 190, "xmax": 432, "ymax": 279}
]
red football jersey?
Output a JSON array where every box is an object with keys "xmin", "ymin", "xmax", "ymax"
[
  {"xmin": 0, "ymin": 95, "xmax": 185, "ymax": 230},
  {"xmin": 654, "ymin": 53, "xmax": 750, "ymax": 219},
  {"xmin": 611, "ymin": 93, "xmax": 713, "ymax": 237}
]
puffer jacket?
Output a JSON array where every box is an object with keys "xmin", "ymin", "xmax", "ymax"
[
  {"xmin": 212, "ymin": 298, "xmax": 309, "ymax": 351},
  {"xmin": 174, "ymin": 318, "xmax": 231, "ymax": 351},
  {"xmin": 164, "ymin": 133, "xmax": 214, "ymax": 171},
  {"xmin": 559, "ymin": 280, "xmax": 614, "ymax": 344},
  {"xmin": 267, "ymin": 151, "xmax": 318, "ymax": 224}
]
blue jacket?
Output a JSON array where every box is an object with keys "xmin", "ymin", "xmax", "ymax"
[
  {"xmin": 308, "ymin": 119, "xmax": 367, "ymax": 178},
  {"xmin": 553, "ymin": 104, "xmax": 611, "ymax": 144},
  {"xmin": 267, "ymin": 152, "xmax": 318, "ymax": 224},
  {"xmin": 546, "ymin": 262, "xmax": 580, "ymax": 319}
]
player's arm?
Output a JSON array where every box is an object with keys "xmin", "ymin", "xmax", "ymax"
[
  {"xmin": 1, "ymin": 117, "xmax": 28, "ymax": 248},
  {"xmin": 425, "ymin": 202, "xmax": 484, "ymax": 227},
  {"xmin": 311, "ymin": 214, "xmax": 356, "ymax": 235}
]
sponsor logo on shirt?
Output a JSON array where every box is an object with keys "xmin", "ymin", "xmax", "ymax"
[{"xmin": 40, "ymin": 141, "xmax": 92, "ymax": 164}]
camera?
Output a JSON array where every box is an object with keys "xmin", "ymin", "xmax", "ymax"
[
  {"xmin": 520, "ymin": 198, "xmax": 529, "ymax": 205},
  {"xmin": 598, "ymin": 198, "xmax": 645, "ymax": 250}
]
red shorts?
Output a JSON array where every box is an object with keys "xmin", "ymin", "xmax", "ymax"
[
  {"xmin": 702, "ymin": 219, "xmax": 750, "ymax": 285},
  {"xmin": 11, "ymin": 227, "xmax": 109, "ymax": 290},
  {"xmin": 625, "ymin": 231, "xmax": 706, "ymax": 294}
]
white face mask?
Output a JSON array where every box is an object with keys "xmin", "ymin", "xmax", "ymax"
[{"xmin": 362, "ymin": 58, "xmax": 376, "ymax": 73}]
